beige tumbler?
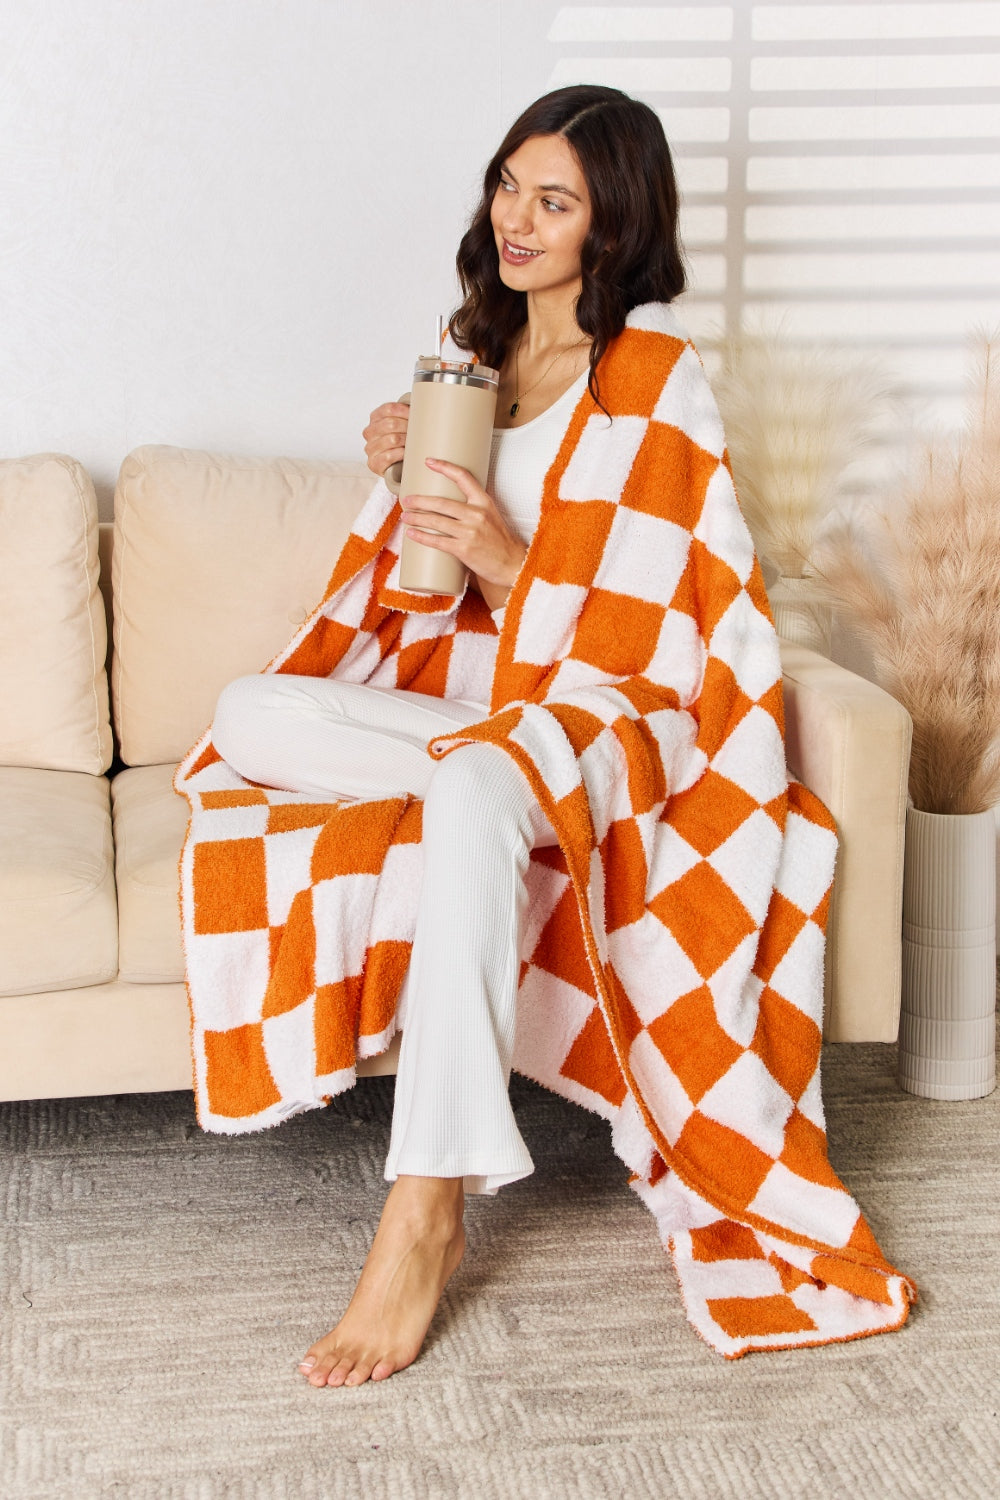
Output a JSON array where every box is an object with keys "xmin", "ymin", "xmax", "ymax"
[{"xmin": 384, "ymin": 356, "xmax": 499, "ymax": 594}]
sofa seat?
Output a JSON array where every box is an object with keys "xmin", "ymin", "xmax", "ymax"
[
  {"xmin": 0, "ymin": 766, "xmax": 117, "ymax": 995},
  {"xmin": 0, "ymin": 444, "xmax": 914, "ymax": 1104},
  {"xmin": 111, "ymin": 763, "xmax": 188, "ymax": 983}
]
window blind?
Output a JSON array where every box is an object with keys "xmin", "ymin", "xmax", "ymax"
[{"xmin": 547, "ymin": 2, "xmax": 1000, "ymax": 438}]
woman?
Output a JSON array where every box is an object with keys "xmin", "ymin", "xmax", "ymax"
[{"xmin": 182, "ymin": 85, "xmax": 912, "ymax": 1389}]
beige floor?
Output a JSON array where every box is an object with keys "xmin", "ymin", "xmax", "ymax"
[{"xmin": 1, "ymin": 1029, "xmax": 997, "ymax": 1500}]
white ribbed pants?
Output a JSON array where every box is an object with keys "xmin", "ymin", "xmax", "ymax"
[{"xmin": 212, "ymin": 674, "xmax": 557, "ymax": 1194}]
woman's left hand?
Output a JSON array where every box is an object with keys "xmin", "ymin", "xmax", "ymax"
[{"xmin": 401, "ymin": 458, "xmax": 527, "ymax": 607}]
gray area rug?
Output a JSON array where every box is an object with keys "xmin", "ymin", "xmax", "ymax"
[{"xmin": 2, "ymin": 1038, "xmax": 997, "ymax": 1500}]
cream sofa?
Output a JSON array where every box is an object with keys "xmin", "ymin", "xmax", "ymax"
[{"xmin": 0, "ymin": 446, "xmax": 913, "ymax": 1104}]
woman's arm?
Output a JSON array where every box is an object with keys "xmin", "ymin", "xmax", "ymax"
[
  {"xmin": 402, "ymin": 457, "xmax": 528, "ymax": 612},
  {"xmin": 364, "ymin": 411, "xmax": 523, "ymax": 608},
  {"xmin": 362, "ymin": 401, "xmax": 411, "ymax": 478}
]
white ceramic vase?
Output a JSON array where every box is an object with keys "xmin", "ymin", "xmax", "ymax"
[
  {"xmin": 899, "ymin": 806, "xmax": 997, "ymax": 1099},
  {"xmin": 768, "ymin": 575, "xmax": 832, "ymax": 656}
]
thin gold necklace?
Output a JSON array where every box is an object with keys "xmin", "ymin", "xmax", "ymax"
[{"xmin": 510, "ymin": 331, "xmax": 589, "ymax": 418}]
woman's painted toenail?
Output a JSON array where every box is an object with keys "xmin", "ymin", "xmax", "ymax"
[{"xmin": 300, "ymin": 1357, "xmax": 316, "ymax": 1370}]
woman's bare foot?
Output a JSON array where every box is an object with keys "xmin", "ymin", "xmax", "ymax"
[{"xmin": 298, "ymin": 1175, "xmax": 465, "ymax": 1388}]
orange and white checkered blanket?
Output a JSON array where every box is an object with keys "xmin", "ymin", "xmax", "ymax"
[{"xmin": 176, "ymin": 303, "xmax": 914, "ymax": 1356}]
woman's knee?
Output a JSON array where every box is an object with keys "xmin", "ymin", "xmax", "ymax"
[
  {"xmin": 423, "ymin": 744, "xmax": 545, "ymax": 846},
  {"xmin": 212, "ymin": 675, "xmax": 288, "ymax": 765}
]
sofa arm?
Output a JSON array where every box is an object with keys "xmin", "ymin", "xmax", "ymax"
[{"xmin": 779, "ymin": 642, "xmax": 912, "ymax": 1043}]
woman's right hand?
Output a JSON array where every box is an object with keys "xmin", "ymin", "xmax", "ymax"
[{"xmin": 362, "ymin": 401, "xmax": 410, "ymax": 479}]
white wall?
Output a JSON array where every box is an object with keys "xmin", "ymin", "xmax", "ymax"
[
  {"xmin": 0, "ymin": 0, "xmax": 554, "ymax": 515},
  {"xmin": 3, "ymin": 1, "xmax": 998, "ymax": 516}
]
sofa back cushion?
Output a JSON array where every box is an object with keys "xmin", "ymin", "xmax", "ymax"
[
  {"xmin": 112, "ymin": 445, "xmax": 376, "ymax": 765},
  {"xmin": 0, "ymin": 454, "xmax": 112, "ymax": 774}
]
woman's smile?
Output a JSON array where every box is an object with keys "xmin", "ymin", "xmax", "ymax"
[{"xmin": 501, "ymin": 238, "xmax": 543, "ymax": 266}]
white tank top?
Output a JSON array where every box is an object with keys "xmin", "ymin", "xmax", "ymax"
[{"xmin": 486, "ymin": 369, "xmax": 589, "ymax": 543}]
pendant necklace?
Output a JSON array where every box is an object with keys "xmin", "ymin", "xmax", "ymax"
[{"xmin": 509, "ymin": 331, "xmax": 589, "ymax": 418}]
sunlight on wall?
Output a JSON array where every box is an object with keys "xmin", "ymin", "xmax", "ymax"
[
  {"xmin": 3, "ymin": 1, "xmax": 997, "ymax": 509},
  {"xmin": 547, "ymin": 1, "xmax": 1000, "ymax": 446}
]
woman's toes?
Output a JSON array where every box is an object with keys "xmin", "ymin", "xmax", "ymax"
[
  {"xmin": 299, "ymin": 1347, "xmax": 336, "ymax": 1385},
  {"xmin": 370, "ymin": 1358, "xmax": 397, "ymax": 1382},
  {"xmin": 325, "ymin": 1356, "xmax": 356, "ymax": 1388},
  {"xmin": 343, "ymin": 1357, "xmax": 376, "ymax": 1387}
]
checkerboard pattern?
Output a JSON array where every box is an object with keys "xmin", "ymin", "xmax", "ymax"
[{"xmin": 177, "ymin": 303, "xmax": 914, "ymax": 1356}]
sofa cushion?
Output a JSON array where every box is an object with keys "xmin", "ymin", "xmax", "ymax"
[
  {"xmin": 0, "ymin": 767, "xmax": 117, "ymax": 995},
  {"xmin": 112, "ymin": 445, "xmax": 376, "ymax": 765},
  {"xmin": 111, "ymin": 763, "xmax": 188, "ymax": 983},
  {"xmin": 0, "ymin": 454, "xmax": 112, "ymax": 773}
]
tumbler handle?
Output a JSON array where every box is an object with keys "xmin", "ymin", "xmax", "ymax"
[{"xmin": 383, "ymin": 392, "xmax": 411, "ymax": 495}]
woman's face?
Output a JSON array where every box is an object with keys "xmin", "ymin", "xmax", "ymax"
[{"xmin": 490, "ymin": 134, "xmax": 592, "ymax": 299}]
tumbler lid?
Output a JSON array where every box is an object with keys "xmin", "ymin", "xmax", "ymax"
[{"xmin": 413, "ymin": 357, "xmax": 498, "ymax": 391}]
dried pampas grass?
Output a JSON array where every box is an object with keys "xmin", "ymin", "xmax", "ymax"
[
  {"xmin": 710, "ymin": 334, "xmax": 892, "ymax": 578},
  {"xmin": 816, "ymin": 334, "xmax": 1000, "ymax": 816}
]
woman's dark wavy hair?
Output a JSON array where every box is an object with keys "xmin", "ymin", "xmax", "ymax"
[{"xmin": 449, "ymin": 85, "xmax": 686, "ymax": 411}]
